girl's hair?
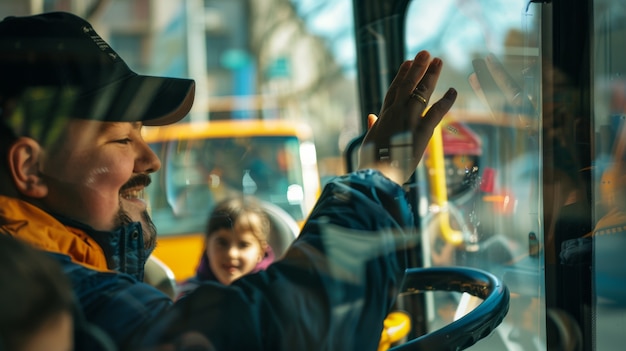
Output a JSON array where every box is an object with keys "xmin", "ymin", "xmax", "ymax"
[
  {"xmin": 0, "ymin": 235, "xmax": 74, "ymax": 351},
  {"xmin": 205, "ymin": 196, "xmax": 270, "ymax": 245}
]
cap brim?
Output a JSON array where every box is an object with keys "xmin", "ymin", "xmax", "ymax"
[
  {"xmin": 76, "ymin": 74, "xmax": 195, "ymax": 126},
  {"xmin": 133, "ymin": 75, "xmax": 195, "ymax": 126}
]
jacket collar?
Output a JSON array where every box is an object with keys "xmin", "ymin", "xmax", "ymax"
[
  {"xmin": 55, "ymin": 213, "xmax": 149, "ymax": 280},
  {"xmin": 0, "ymin": 195, "xmax": 147, "ymax": 280}
]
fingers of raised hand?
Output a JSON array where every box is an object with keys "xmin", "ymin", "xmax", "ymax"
[
  {"xmin": 406, "ymin": 53, "xmax": 443, "ymax": 107},
  {"xmin": 376, "ymin": 51, "xmax": 451, "ymax": 139},
  {"xmin": 382, "ymin": 60, "xmax": 413, "ymax": 111},
  {"xmin": 422, "ymin": 88, "xmax": 458, "ymax": 131},
  {"xmin": 384, "ymin": 51, "xmax": 443, "ymax": 112}
]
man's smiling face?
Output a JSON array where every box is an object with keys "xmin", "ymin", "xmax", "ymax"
[{"xmin": 39, "ymin": 119, "xmax": 161, "ymax": 250}]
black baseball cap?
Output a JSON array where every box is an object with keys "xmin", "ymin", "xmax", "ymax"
[{"xmin": 0, "ymin": 11, "xmax": 195, "ymax": 137}]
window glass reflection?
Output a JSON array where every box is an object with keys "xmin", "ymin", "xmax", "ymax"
[
  {"xmin": 592, "ymin": 1, "xmax": 626, "ymax": 349},
  {"xmin": 405, "ymin": 0, "xmax": 545, "ymax": 349}
]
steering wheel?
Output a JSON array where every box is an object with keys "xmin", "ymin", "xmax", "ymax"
[{"xmin": 390, "ymin": 266, "xmax": 510, "ymax": 351}]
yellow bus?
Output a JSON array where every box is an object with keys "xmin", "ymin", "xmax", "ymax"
[{"xmin": 142, "ymin": 119, "xmax": 321, "ymax": 281}]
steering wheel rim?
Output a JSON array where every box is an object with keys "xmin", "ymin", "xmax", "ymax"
[{"xmin": 390, "ymin": 266, "xmax": 510, "ymax": 351}]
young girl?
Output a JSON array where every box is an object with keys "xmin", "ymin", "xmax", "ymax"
[{"xmin": 177, "ymin": 196, "xmax": 274, "ymax": 297}]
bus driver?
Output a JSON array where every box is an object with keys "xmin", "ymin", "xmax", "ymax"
[{"xmin": 0, "ymin": 11, "xmax": 456, "ymax": 351}]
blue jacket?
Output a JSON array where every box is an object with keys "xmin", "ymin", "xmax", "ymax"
[{"xmin": 5, "ymin": 170, "xmax": 414, "ymax": 351}]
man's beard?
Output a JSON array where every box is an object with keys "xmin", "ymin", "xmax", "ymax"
[
  {"xmin": 115, "ymin": 206, "xmax": 157, "ymax": 253},
  {"xmin": 116, "ymin": 173, "xmax": 157, "ymax": 253}
]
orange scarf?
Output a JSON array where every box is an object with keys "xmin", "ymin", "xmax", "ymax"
[{"xmin": 0, "ymin": 195, "xmax": 109, "ymax": 271}]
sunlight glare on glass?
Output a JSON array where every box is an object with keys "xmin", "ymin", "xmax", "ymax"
[
  {"xmin": 287, "ymin": 184, "xmax": 305, "ymax": 204},
  {"xmin": 300, "ymin": 141, "xmax": 318, "ymax": 166},
  {"xmin": 405, "ymin": 0, "xmax": 527, "ymax": 69}
]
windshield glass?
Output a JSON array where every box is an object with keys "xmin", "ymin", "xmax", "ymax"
[{"xmin": 147, "ymin": 135, "xmax": 306, "ymax": 236}]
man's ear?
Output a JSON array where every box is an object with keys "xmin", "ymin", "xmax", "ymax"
[{"xmin": 7, "ymin": 137, "xmax": 48, "ymax": 198}]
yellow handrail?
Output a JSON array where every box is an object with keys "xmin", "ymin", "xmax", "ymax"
[
  {"xmin": 378, "ymin": 311, "xmax": 412, "ymax": 351},
  {"xmin": 425, "ymin": 123, "xmax": 464, "ymax": 246}
]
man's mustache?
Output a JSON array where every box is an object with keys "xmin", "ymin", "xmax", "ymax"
[{"xmin": 120, "ymin": 173, "xmax": 152, "ymax": 193}]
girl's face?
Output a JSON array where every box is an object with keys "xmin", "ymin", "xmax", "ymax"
[{"xmin": 206, "ymin": 224, "xmax": 265, "ymax": 285}]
